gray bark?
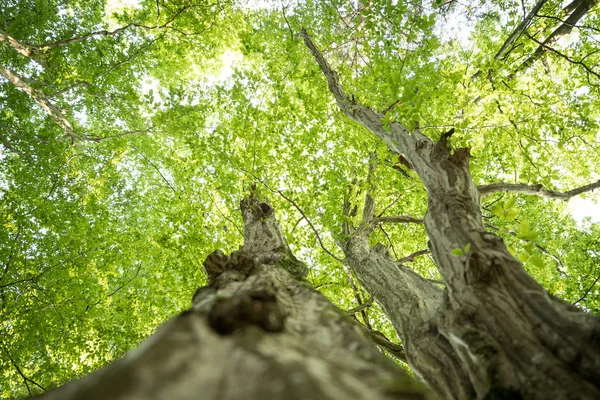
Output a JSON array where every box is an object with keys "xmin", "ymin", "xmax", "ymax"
[
  {"xmin": 341, "ymin": 226, "xmax": 474, "ymax": 399},
  {"xmin": 33, "ymin": 195, "xmax": 432, "ymax": 400},
  {"xmin": 301, "ymin": 29, "xmax": 600, "ymax": 400},
  {"xmin": 478, "ymin": 180, "xmax": 600, "ymax": 200}
]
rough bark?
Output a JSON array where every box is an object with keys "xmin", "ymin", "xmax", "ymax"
[
  {"xmin": 302, "ymin": 29, "xmax": 600, "ymax": 400},
  {"xmin": 341, "ymin": 225, "xmax": 474, "ymax": 399},
  {"xmin": 33, "ymin": 195, "xmax": 432, "ymax": 400}
]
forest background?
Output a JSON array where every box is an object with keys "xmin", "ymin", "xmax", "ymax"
[{"xmin": 1, "ymin": 0, "xmax": 600, "ymax": 398}]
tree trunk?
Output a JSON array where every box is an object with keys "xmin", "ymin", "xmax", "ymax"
[
  {"xmin": 341, "ymin": 224, "xmax": 474, "ymax": 399},
  {"xmin": 301, "ymin": 30, "xmax": 600, "ymax": 400},
  {"xmin": 34, "ymin": 196, "xmax": 432, "ymax": 400}
]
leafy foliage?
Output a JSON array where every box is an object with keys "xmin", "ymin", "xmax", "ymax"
[{"xmin": 1, "ymin": 0, "xmax": 599, "ymax": 397}]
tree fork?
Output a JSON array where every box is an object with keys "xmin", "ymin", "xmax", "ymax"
[{"xmin": 301, "ymin": 28, "xmax": 600, "ymax": 399}]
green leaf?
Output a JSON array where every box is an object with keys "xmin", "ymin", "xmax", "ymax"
[
  {"xmin": 504, "ymin": 197, "xmax": 516, "ymax": 210},
  {"xmin": 491, "ymin": 204, "xmax": 504, "ymax": 218},
  {"xmin": 529, "ymin": 255, "xmax": 545, "ymax": 268},
  {"xmin": 524, "ymin": 231, "xmax": 538, "ymax": 241},
  {"xmin": 518, "ymin": 219, "xmax": 530, "ymax": 237},
  {"xmin": 464, "ymin": 243, "xmax": 471, "ymax": 253},
  {"xmin": 505, "ymin": 209, "xmax": 518, "ymax": 221},
  {"xmin": 451, "ymin": 248, "xmax": 464, "ymax": 257}
]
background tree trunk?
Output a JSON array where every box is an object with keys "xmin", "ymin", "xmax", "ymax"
[
  {"xmin": 341, "ymin": 225, "xmax": 474, "ymax": 400},
  {"xmin": 34, "ymin": 196, "xmax": 431, "ymax": 400}
]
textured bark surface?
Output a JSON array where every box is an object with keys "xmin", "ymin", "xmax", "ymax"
[
  {"xmin": 34, "ymin": 196, "xmax": 431, "ymax": 400},
  {"xmin": 342, "ymin": 228, "xmax": 474, "ymax": 400},
  {"xmin": 302, "ymin": 29, "xmax": 600, "ymax": 400}
]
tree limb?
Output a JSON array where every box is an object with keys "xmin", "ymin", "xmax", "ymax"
[
  {"xmin": 0, "ymin": 29, "xmax": 33, "ymax": 57},
  {"xmin": 346, "ymin": 296, "xmax": 374, "ymax": 316},
  {"xmin": 519, "ymin": 0, "xmax": 599, "ymax": 71},
  {"xmin": 478, "ymin": 179, "xmax": 600, "ymax": 200},
  {"xmin": 242, "ymin": 167, "xmax": 346, "ymax": 264},
  {"xmin": 495, "ymin": 0, "xmax": 549, "ymax": 60},
  {"xmin": 536, "ymin": 14, "xmax": 600, "ymax": 34},
  {"xmin": 0, "ymin": 4, "xmax": 197, "ymax": 57},
  {"xmin": 1, "ymin": 344, "xmax": 47, "ymax": 394},
  {"xmin": 397, "ymin": 249, "xmax": 430, "ymax": 263},
  {"xmin": 366, "ymin": 327, "xmax": 407, "ymax": 363},
  {"xmin": 375, "ymin": 215, "xmax": 424, "ymax": 224},
  {"xmin": 0, "ymin": 66, "xmax": 79, "ymax": 141},
  {"xmin": 573, "ymin": 272, "xmax": 600, "ymax": 305}
]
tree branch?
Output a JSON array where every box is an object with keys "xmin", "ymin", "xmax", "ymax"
[
  {"xmin": 346, "ymin": 296, "xmax": 374, "ymax": 315},
  {"xmin": 573, "ymin": 272, "xmax": 600, "ymax": 305},
  {"xmin": 0, "ymin": 66, "xmax": 79, "ymax": 141},
  {"xmin": 495, "ymin": 0, "xmax": 549, "ymax": 60},
  {"xmin": 242, "ymin": 168, "xmax": 345, "ymax": 264},
  {"xmin": 2, "ymin": 344, "xmax": 47, "ymax": 395},
  {"xmin": 365, "ymin": 327, "xmax": 407, "ymax": 363},
  {"xmin": 478, "ymin": 179, "xmax": 600, "ymax": 200},
  {"xmin": 0, "ymin": 4, "xmax": 198, "ymax": 57},
  {"xmin": 519, "ymin": 0, "xmax": 599, "ymax": 71},
  {"xmin": 133, "ymin": 147, "xmax": 178, "ymax": 194},
  {"xmin": 298, "ymin": 29, "xmax": 352, "ymax": 108},
  {"xmin": 0, "ymin": 29, "xmax": 33, "ymax": 57},
  {"xmin": 536, "ymin": 13, "xmax": 600, "ymax": 34},
  {"xmin": 375, "ymin": 215, "xmax": 424, "ymax": 224},
  {"xmin": 397, "ymin": 249, "xmax": 430, "ymax": 263}
]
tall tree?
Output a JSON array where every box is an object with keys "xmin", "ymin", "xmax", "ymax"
[
  {"xmin": 2, "ymin": 1, "xmax": 600, "ymax": 399},
  {"xmin": 300, "ymin": 27, "xmax": 600, "ymax": 399},
  {"xmin": 33, "ymin": 195, "xmax": 431, "ymax": 400}
]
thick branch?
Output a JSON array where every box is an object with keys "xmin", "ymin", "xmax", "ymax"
[
  {"xmin": 564, "ymin": 0, "xmax": 586, "ymax": 14},
  {"xmin": 303, "ymin": 26, "xmax": 600, "ymax": 399},
  {"xmin": 0, "ymin": 66, "xmax": 79, "ymax": 140},
  {"xmin": 495, "ymin": 0, "xmax": 549, "ymax": 60},
  {"xmin": 478, "ymin": 179, "xmax": 600, "ymax": 200},
  {"xmin": 519, "ymin": 0, "xmax": 599, "ymax": 71},
  {"xmin": 299, "ymin": 28, "xmax": 351, "ymax": 108},
  {"xmin": 0, "ymin": 29, "xmax": 32, "ymax": 57}
]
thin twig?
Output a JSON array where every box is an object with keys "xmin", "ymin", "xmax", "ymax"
[
  {"xmin": 573, "ymin": 273, "xmax": 600, "ymax": 305},
  {"xmin": 397, "ymin": 249, "xmax": 430, "ymax": 263}
]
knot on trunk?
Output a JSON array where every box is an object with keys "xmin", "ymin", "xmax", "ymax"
[
  {"xmin": 203, "ymin": 250, "xmax": 257, "ymax": 284},
  {"xmin": 451, "ymin": 148, "xmax": 471, "ymax": 167},
  {"xmin": 241, "ymin": 196, "xmax": 288, "ymax": 255},
  {"xmin": 207, "ymin": 289, "xmax": 285, "ymax": 335},
  {"xmin": 373, "ymin": 243, "xmax": 392, "ymax": 259}
]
